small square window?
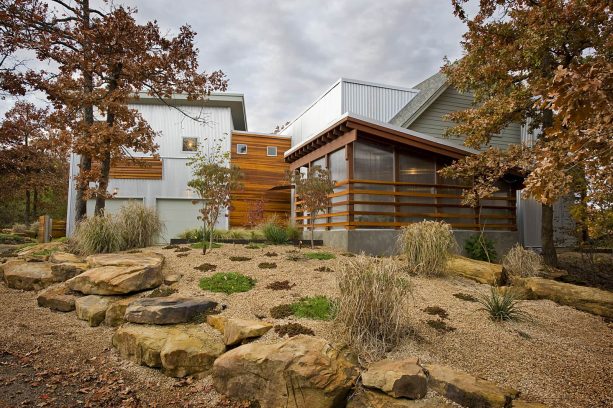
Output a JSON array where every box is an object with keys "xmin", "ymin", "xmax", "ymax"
[
  {"xmin": 267, "ymin": 146, "xmax": 277, "ymax": 156},
  {"xmin": 237, "ymin": 143, "xmax": 248, "ymax": 154},
  {"xmin": 182, "ymin": 137, "xmax": 198, "ymax": 152}
]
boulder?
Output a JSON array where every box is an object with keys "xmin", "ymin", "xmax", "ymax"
[
  {"xmin": 212, "ymin": 335, "xmax": 359, "ymax": 408},
  {"xmin": 37, "ymin": 282, "xmax": 77, "ymax": 312},
  {"xmin": 105, "ymin": 297, "xmax": 136, "ymax": 327},
  {"xmin": 124, "ymin": 297, "xmax": 218, "ymax": 325},
  {"xmin": 75, "ymin": 295, "xmax": 111, "ymax": 327},
  {"xmin": 206, "ymin": 315, "xmax": 228, "ymax": 332},
  {"xmin": 361, "ymin": 358, "xmax": 428, "ymax": 399},
  {"xmin": 86, "ymin": 252, "xmax": 164, "ymax": 269},
  {"xmin": 447, "ymin": 256, "xmax": 503, "ymax": 285},
  {"xmin": 223, "ymin": 318, "xmax": 273, "ymax": 346},
  {"xmin": 17, "ymin": 242, "xmax": 63, "ymax": 261},
  {"xmin": 3, "ymin": 261, "xmax": 55, "ymax": 290},
  {"xmin": 425, "ymin": 364, "xmax": 519, "ymax": 408},
  {"xmin": 49, "ymin": 252, "xmax": 83, "ymax": 264},
  {"xmin": 67, "ymin": 264, "xmax": 163, "ymax": 295},
  {"xmin": 164, "ymin": 274, "xmax": 182, "ymax": 285},
  {"xmin": 112, "ymin": 324, "xmax": 225, "ymax": 377},
  {"xmin": 50, "ymin": 261, "xmax": 88, "ymax": 282},
  {"xmin": 347, "ymin": 390, "xmax": 455, "ymax": 408},
  {"xmin": 516, "ymin": 277, "xmax": 613, "ymax": 318}
]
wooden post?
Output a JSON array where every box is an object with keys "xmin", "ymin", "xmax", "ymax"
[
  {"xmin": 38, "ymin": 215, "xmax": 52, "ymax": 243},
  {"xmin": 346, "ymin": 142, "xmax": 354, "ymax": 230}
]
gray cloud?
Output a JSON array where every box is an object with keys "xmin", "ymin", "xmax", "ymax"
[{"xmin": 3, "ymin": 0, "xmax": 470, "ymax": 132}]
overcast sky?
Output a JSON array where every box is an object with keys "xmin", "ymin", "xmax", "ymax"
[{"xmin": 4, "ymin": 0, "xmax": 472, "ymax": 132}]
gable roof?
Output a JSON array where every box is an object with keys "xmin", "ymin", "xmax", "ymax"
[{"xmin": 388, "ymin": 71, "xmax": 449, "ymax": 128}]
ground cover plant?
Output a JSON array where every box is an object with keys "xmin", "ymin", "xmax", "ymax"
[
  {"xmin": 274, "ymin": 323, "xmax": 314, "ymax": 338},
  {"xmin": 399, "ymin": 221, "xmax": 457, "ymax": 276},
  {"xmin": 304, "ymin": 251, "xmax": 335, "ymax": 260},
  {"xmin": 264, "ymin": 251, "xmax": 278, "ymax": 257},
  {"xmin": 503, "ymin": 244, "xmax": 543, "ymax": 283},
  {"xmin": 286, "ymin": 252, "xmax": 306, "ymax": 261},
  {"xmin": 335, "ymin": 255, "xmax": 412, "ymax": 360},
  {"xmin": 464, "ymin": 234, "xmax": 497, "ymax": 263},
  {"xmin": 190, "ymin": 242, "xmax": 222, "ymax": 250},
  {"xmin": 198, "ymin": 272, "xmax": 255, "ymax": 294},
  {"xmin": 478, "ymin": 288, "xmax": 528, "ymax": 322},
  {"xmin": 258, "ymin": 262, "xmax": 277, "ymax": 269},
  {"xmin": 260, "ymin": 219, "xmax": 288, "ymax": 244},
  {"xmin": 291, "ymin": 296, "xmax": 335, "ymax": 320}
]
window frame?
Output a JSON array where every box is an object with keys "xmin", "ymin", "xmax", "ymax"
[
  {"xmin": 266, "ymin": 146, "xmax": 278, "ymax": 157},
  {"xmin": 236, "ymin": 143, "xmax": 248, "ymax": 155},
  {"xmin": 181, "ymin": 137, "xmax": 198, "ymax": 153}
]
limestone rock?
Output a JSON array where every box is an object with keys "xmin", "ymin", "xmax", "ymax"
[
  {"xmin": 425, "ymin": 364, "xmax": 519, "ymax": 408},
  {"xmin": 447, "ymin": 256, "xmax": 503, "ymax": 285},
  {"xmin": 105, "ymin": 298, "xmax": 136, "ymax": 327},
  {"xmin": 3, "ymin": 261, "xmax": 55, "ymax": 290},
  {"xmin": 50, "ymin": 261, "xmax": 88, "ymax": 282},
  {"xmin": 16, "ymin": 242, "xmax": 64, "ymax": 261},
  {"xmin": 49, "ymin": 252, "xmax": 83, "ymax": 264},
  {"xmin": 112, "ymin": 324, "xmax": 225, "ymax": 377},
  {"xmin": 206, "ymin": 315, "xmax": 228, "ymax": 332},
  {"xmin": 164, "ymin": 274, "xmax": 182, "ymax": 285},
  {"xmin": 213, "ymin": 335, "xmax": 359, "ymax": 408},
  {"xmin": 75, "ymin": 295, "xmax": 111, "ymax": 327},
  {"xmin": 86, "ymin": 252, "xmax": 164, "ymax": 269},
  {"xmin": 124, "ymin": 297, "xmax": 217, "ymax": 325},
  {"xmin": 37, "ymin": 282, "xmax": 77, "ymax": 312},
  {"xmin": 347, "ymin": 390, "xmax": 455, "ymax": 408},
  {"xmin": 362, "ymin": 358, "xmax": 428, "ymax": 399},
  {"xmin": 223, "ymin": 318, "xmax": 273, "ymax": 346},
  {"xmin": 516, "ymin": 277, "xmax": 613, "ymax": 318},
  {"xmin": 67, "ymin": 264, "xmax": 163, "ymax": 295}
]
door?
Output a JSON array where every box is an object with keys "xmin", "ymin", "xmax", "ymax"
[{"xmin": 156, "ymin": 198, "xmax": 203, "ymax": 243}]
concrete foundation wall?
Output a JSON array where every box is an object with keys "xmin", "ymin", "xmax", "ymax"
[{"xmin": 310, "ymin": 229, "xmax": 519, "ymax": 258}]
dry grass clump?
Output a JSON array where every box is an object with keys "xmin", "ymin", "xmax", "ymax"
[
  {"xmin": 116, "ymin": 201, "xmax": 163, "ymax": 249},
  {"xmin": 503, "ymin": 244, "xmax": 543, "ymax": 283},
  {"xmin": 398, "ymin": 221, "xmax": 457, "ymax": 276},
  {"xmin": 69, "ymin": 213, "xmax": 123, "ymax": 255},
  {"xmin": 335, "ymin": 255, "xmax": 412, "ymax": 361}
]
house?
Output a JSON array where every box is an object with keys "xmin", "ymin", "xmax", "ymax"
[{"xmin": 65, "ymin": 93, "xmax": 291, "ymax": 242}]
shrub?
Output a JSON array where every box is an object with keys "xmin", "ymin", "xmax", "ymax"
[
  {"xmin": 199, "ymin": 272, "xmax": 255, "ymax": 294},
  {"xmin": 477, "ymin": 287, "xmax": 528, "ymax": 321},
  {"xmin": 190, "ymin": 241, "xmax": 222, "ymax": 249},
  {"xmin": 334, "ymin": 255, "xmax": 412, "ymax": 360},
  {"xmin": 261, "ymin": 221, "xmax": 288, "ymax": 244},
  {"xmin": 399, "ymin": 221, "xmax": 457, "ymax": 276},
  {"xmin": 502, "ymin": 244, "xmax": 543, "ymax": 283},
  {"xmin": 116, "ymin": 201, "xmax": 163, "ymax": 249},
  {"xmin": 291, "ymin": 296, "xmax": 335, "ymax": 320},
  {"xmin": 304, "ymin": 251, "xmax": 336, "ymax": 260},
  {"xmin": 69, "ymin": 213, "xmax": 124, "ymax": 255},
  {"xmin": 464, "ymin": 234, "xmax": 497, "ymax": 262},
  {"xmin": 179, "ymin": 228, "xmax": 224, "ymax": 242},
  {"xmin": 285, "ymin": 224, "xmax": 302, "ymax": 241}
]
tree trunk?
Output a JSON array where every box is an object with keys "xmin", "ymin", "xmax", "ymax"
[
  {"xmin": 310, "ymin": 214, "xmax": 315, "ymax": 249},
  {"xmin": 202, "ymin": 220, "xmax": 207, "ymax": 255},
  {"xmin": 209, "ymin": 223, "xmax": 214, "ymax": 253},
  {"xmin": 24, "ymin": 189, "xmax": 31, "ymax": 226},
  {"xmin": 541, "ymin": 203, "xmax": 558, "ymax": 267},
  {"xmin": 75, "ymin": 155, "xmax": 91, "ymax": 221},
  {"xmin": 32, "ymin": 188, "xmax": 38, "ymax": 221}
]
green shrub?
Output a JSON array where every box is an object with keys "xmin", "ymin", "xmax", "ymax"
[
  {"xmin": 304, "ymin": 251, "xmax": 336, "ymax": 260},
  {"xmin": 502, "ymin": 244, "xmax": 543, "ymax": 283},
  {"xmin": 398, "ymin": 221, "xmax": 457, "ymax": 276},
  {"xmin": 69, "ymin": 213, "xmax": 124, "ymax": 255},
  {"xmin": 285, "ymin": 224, "xmax": 302, "ymax": 241},
  {"xmin": 179, "ymin": 228, "xmax": 224, "ymax": 242},
  {"xmin": 261, "ymin": 221, "xmax": 288, "ymax": 244},
  {"xmin": 464, "ymin": 234, "xmax": 497, "ymax": 262},
  {"xmin": 291, "ymin": 296, "xmax": 335, "ymax": 320},
  {"xmin": 190, "ymin": 241, "xmax": 222, "ymax": 249},
  {"xmin": 335, "ymin": 255, "xmax": 412, "ymax": 360},
  {"xmin": 199, "ymin": 272, "xmax": 255, "ymax": 294},
  {"xmin": 477, "ymin": 287, "xmax": 528, "ymax": 321},
  {"xmin": 116, "ymin": 201, "xmax": 163, "ymax": 249},
  {"xmin": 245, "ymin": 243, "xmax": 266, "ymax": 249}
]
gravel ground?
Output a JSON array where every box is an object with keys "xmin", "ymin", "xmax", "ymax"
[{"xmin": 1, "ymin": 243, "xmax": 612, "ymax": 407}]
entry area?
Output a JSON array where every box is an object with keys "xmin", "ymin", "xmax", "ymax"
[{"xmin": 155, "ymin": 198, "xmax": 202, "ymax": 243}]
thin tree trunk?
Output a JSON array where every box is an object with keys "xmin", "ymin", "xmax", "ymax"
[
  {"xmin": 541, "ymin": 203, "xmax": 558, "ymax": 267},
  {"xmin": 202, "ymin": 220, "xmax": 207, "ymax": 255},
  {"xmin": 24, "ymin": 189, "xmax": 31, "ymax": 226},
  {"xmin": 32, "ymin": 187, "xmax": 38, "ymax": 221},
  {"xmin": 209, "ymin": 223, "xmax": 214, "ymax": 254},
  {"xmin": 310, "ymin": 214, "xmax": 315, "ymax": 249}
]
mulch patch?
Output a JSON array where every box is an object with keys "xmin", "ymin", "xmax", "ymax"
[
  {"xmin": 194, "ymin": 263, "xmax": 217, "ymax": 272},
  {"xmin": 270, "ymin": 304, "xmax": 293, "ymax": 319},
  {"xmin": 258, "ymin": 262, "xmax": 277, "ymax": 269},
  {"xmin": 266, "ymin": 280, "xmax": 296, "ymax": 290},
  {"xmin": 274, "ymin": 323, "xmax": 314, "ymax": 338}
]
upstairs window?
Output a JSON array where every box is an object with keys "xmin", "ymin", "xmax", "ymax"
[
  {"xmin": 267, "ymin": 146, "xmax": 277, "ymax": 156},
  {"xmin": 182, "ymin": 137, "xmax": 198, "ymax": 152},
  {"xmin": 237, "ymin": 143, "xmax": 248, "ymax": 154}
]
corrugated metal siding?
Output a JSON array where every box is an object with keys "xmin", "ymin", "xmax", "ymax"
[
  {"xmin": 408, "ymin": 87, "xmax": 521, "ymax": 150},
  {"xmin": 342, "ymin": 80, "xmax": 417, "ymax": 122}
]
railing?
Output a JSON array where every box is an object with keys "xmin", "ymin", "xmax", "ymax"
[{"xmin": 294, "ymin": 179, "xmax": 517, "ymax": 231}]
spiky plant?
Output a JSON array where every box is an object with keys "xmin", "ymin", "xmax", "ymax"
[{"xmin": 477, "ymin": 287, "xmax": 528, "ymax": 321}]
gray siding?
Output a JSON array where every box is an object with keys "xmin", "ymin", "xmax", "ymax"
[{"xmin": 408, "ymin": 86, "xmax": 521, "ymax": 150}]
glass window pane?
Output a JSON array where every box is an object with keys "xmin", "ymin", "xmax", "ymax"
[
  {"xmin": 398, "ymin": 151, "xmax": 435, "ymax": 184},
  {"xmin": 237, "ymin": 144, "xmax": 247, "ymax": 154},
  {"xmin": 266, "ymin": 146, "xmax": 277, "ymax": 156},
  {"xmin": 182, "ymin": 137, "xmax": 198, "ymax": 152}
]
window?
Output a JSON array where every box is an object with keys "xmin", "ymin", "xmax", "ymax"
[
  {"xmin": 182, "ymin": 137, "xmax": 198, "ymax": 152},
  {"xmin": 237, "ymin": 143, "xmax": 248, "ymax": 154},
  {"xmin": 266, "ymin": 146, "xmax": 277, "ymax": 156}
]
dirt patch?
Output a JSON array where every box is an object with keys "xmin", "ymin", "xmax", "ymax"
[
  {"xmin": 453, "ymin": 292, "xmax": 478, "ymax": 302},
  {"xmin": 426, "ymin": 319, "xmax": 456, "ymax": 333},
  {"xmin": 266, "ymin": 280, "xmax": 296, "ymax": 291},
  {"xmin": 258, "ymin": 262, "xmax": 277, "ymax": 269},
  {"xmin": 423, "ymin": 306, "xmax": 449, "ymax": 319},
  {"xmin": 194, "ymin": 263, "xmax": 217, "ymax": 272},
  {"xmin": 264, "ymin": 252, "xmax": 278, "ymax": 257},
  {"xmin": 229, "ymin": 256, "xmax": 251, "ymax": 262},
  {"xmin": 274, "ymin": 323, "xmax": 314, "ymax": 338},
  {"xmin": 270, "ymin": 304, "xmax": 293, "ymax": 319}
]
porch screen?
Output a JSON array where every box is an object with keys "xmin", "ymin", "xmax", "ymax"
[{"xmin": 353, "ymin": 141, "xmax": 394, "ymax": 223}]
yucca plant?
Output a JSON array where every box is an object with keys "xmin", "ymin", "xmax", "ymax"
[
  {"xmin": 477, "ymin": 287, "xmax": 528, "ymax": 321},
  {"xmin": 398, "ymin": 221, "xmax": 458, "ymax": 276}
]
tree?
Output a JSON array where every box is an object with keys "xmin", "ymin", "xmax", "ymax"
[
  {"xmin": 187, "ymin": 142, "xmax": 243, "ymax": 254},
  {"xmin": 1, "ymin": 0, "xmax": 227, "ymax": 220},
  {"xmin": 0, "ymin": 101, "xmax": 68, "ymax": 225},
  {"xmin": 442, "ymin": 0, "xmax": 612, "ymax": 266},
  {"xmin": 288, "ymin": 166, "xmax": 335, "ymax": 248}
]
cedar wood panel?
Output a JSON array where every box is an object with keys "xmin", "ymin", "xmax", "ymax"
[{"xmin": 230, "ymin": 133, "xmax": 291, "ymax": 228}]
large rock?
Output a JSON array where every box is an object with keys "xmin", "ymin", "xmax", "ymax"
[
  {"xmin": 3, "ymin": 261, "xmax": 55, "ymax": 290},
  {"xmin": 207, "ymin": 315, "xmax": 228, "ymax": 332},
  {"xmin": 347, "ymin": 390, "xmax": 455, "ymax": 408},
  {"xmin": 37, "ymin": 282, "xmax": 77, "ymax": 312},
  {"xmin": 362, "ymin": 358, "xmax": 428, "ymax": 399},
  {"xmin": 223, "ymin": 318, "xmax": 273, "ymax": 346},
  {"xmin": 49, "ymin": 252, "xmax": 83, "ymax": 264},
  {"xmin": 447, "ymin": 256, "xmax": 503, "ymax": 285},
  {"xmin": 50, "ymin": 261, "xmax": 88, "ymax": 282},
  {"xmin": 86, "ymin": 252, "xmax": 164, "ymax": 269},
  {"xmin": 17, "ymin": 242, "xmax": 64, "ymax": 261},
  {"xmin": 425, "ymin": 364, "xmax": 519, "ymax": 408},
  {"xmin": 516, "ymin": 277, "xmax": 613, "ymax": 318},
  {"xmin": 75, "ymin": 295, "xmax": 111, "ymax": 327},
  {"xmin": 213, "ymin": 335, "xmax": 359, "ymax": 408},
  {"xmin": 105, "ymin": 297, "xmax": 137, "ymax": 327},
  {"xmin": 124, "ymin": 297, "xmax": 218, "ymax": 325},
  {"xmin": 67, "ymin": 263, "xmax": 163, "ymax": 295},
  {"xmin": 112, "ymin": 324, "xmax": 225, "ymax": 377}
]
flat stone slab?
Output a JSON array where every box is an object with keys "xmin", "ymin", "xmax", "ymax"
[
  {"xmin": 124, "ymin": 297, "xmax": 218, "ymax": 325},
  {"xmin": 49, "ymin": 252, "xmax": 83, "ymax": 264},
  {"xmin": 425, "ymin": 364, "xmax": 519, "ymax": 408},
  {"xmin": 105, "ymin": 297, "xmax": 137, "ymax": 327},
  {"xmin": 37, "ymin": 282, "xmax": 78, "ymax": 312},
  {"xmin": 86, "ymin": 252, "xmax": 164, "ymax": 269},
  {"xmin": 362, "ymin": 358, "xmax": 428, "ymax": 399},
  {"xmin": 3, "ymin": 261, "xmax": 55, "ymax": 291},
  {"xmin": 50, "ymin": 261, "xmax": 88, "ymax": 282},
  {"xmin": 347, "ymin": 390, "xmax": 456, "ymax": 408},
  {"xmin": 222, "ymin": 318, "xmax": 273, "ymax": 346},
  {"xmin": 67, "ymin": 264, "xmax": 163, "ymax": 295},
  {"xmin": 76, "ymin": 295, "xmax": 111, "ymax": 327},
  {"xmin": 17, "ymin": 242, "xmax": 63, "ymax": 261},
  {"xmin": 112, "ymin": 324, "xmax": 225, "ymax": 378}
]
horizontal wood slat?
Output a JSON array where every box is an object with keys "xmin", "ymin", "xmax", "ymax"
[{"xmin": 93, "ymin": 157, "xmax": 163, "ymax": 180}]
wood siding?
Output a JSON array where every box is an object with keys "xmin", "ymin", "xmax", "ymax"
[
  {"xmin": 92, "ymin": 157, "xmax": 163, "ymax": 180},
  {"xmin": 230, "ymin": 133, "xmax": 292, "ymax": 228},
  {"xmin": 408, "ymin": 86, "xmax": 522, "ymax": 149}
]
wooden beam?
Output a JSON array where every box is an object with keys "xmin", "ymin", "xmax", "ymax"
[{"xmin": 289, "ymin": 129, "xmax": 357, "ymax": 170}]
